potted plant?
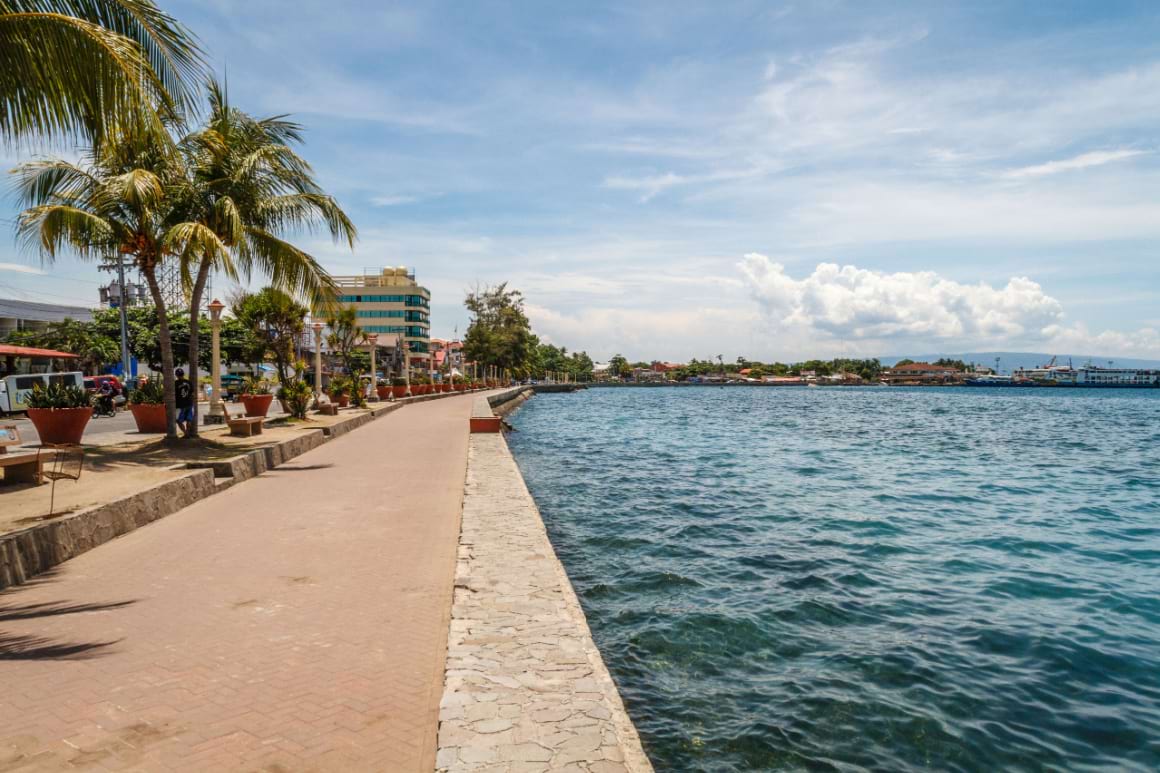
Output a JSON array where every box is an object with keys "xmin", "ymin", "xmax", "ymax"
[
  {"xmin": 240, "ymin": 376, "xmax": 275, "ymax": 417},
  {"xmin": 391, "ymin": 377, "xmax": 408, "ymax": 399},
  {"xmin": 26, "ymin": 382, "xmax": 92, "ymax": 445},
  {"xmin": 328, "ymin": 375, "xmax": 352, "ymax": 407},
  {"xmin": 441, "ymin": 380, "xmax": 452, "ymax": 393},
  {"xmin": 128, "ymin": 379, "xmax": 167, "ymax": 433},
  {"xmin": 376, "ymin": 378, "xmax": 392, "ymax": 401},
  {"xmin": 412, "ymin": 374, "xmax": 428, "ymax": 395}
]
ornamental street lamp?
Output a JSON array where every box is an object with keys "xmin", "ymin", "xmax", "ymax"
[
  {"xmin": 207, "ymin": 299, "xmax": 226, "ymax": 424},
  {"xmin": 312, "ymin": 322, "xmax": 324, "ymax": 407},
  {"xmin": 367, "ymin": 333, "xmax": 378, "ymax": 401}
]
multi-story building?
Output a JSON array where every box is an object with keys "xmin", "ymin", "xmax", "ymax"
[
  {"xmin": 1, "ymin": 298, "xmax": 93, "ymax": 340},
  {"xmin": 329, "ymin": 268, "xmax": 431, "ymax": 372}
]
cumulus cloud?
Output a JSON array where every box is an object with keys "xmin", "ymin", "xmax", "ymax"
[{"xmin": 739, "ymin": 254, "xmax": 1064, "ymax": 343}]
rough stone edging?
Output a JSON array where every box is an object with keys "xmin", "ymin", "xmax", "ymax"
[
  {"xmin": 0, "ymin": 468, "xmax": 216, "ymax": 589},
  {"xmin": 435, "ymin": 431, "xmax": 653, "ymax": 772}
]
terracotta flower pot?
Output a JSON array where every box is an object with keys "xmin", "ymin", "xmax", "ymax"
[
  {"xmin": 417, "ymin": 385, "xmax": 429, "ymax": 395},
  {"xmin": 241, "ymin": 393, "xmax": 274, "ymax": 417},
  {"xmin": 391, "ymin": 385, "xmax": 408, "ymax": 399},
  {"xmin": 457, "ymin": 383, "xmax": 468, "ymax": 392},
  {"xmin": 442, "ymin": 383, "xmax": 452, "ymax": 393},
  {"xmin": 334, "ymin": 394, "xmax": 350, "ymax": 408},
  {"xmin": 376, "ymin": 386, "xmax": 391, "ymax": 400},
  {"xmin": 27, "ymin": 407, "xmax": 91, "ymax": 445},
  {"xmin": 129, "ymin": 403, "xmax": 167, "ymax": 433}
]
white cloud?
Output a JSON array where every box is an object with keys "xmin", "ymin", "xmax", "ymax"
[
  {"xmin": 739, "ymin": 254, "xmax": 1064, "ymax": 342},
  {"xmin": 0, "ymin": 262, "xmax": 44, "ymax": 275},
  {"xmin": 738, "ymin": 255, "xmax": 1160, "ymax": 358},
  {"xmin": 1043, "ymin": 323, "xmax": 1160, "ymax": 359},
  {"xmin": 370, "ymin": 194, "xmax": 424, "ymax": 206},
  {"xmin": 1001, "ymin": 149, "xmax": 1148, "ymax": 179}
]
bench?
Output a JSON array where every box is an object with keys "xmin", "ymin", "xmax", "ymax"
[
  {"xmin": 469, "ymin": 396, "xmax": 502, "ymax": 433},
  {"xmin": 227, "ymin": 417, "xmax": 265, "ymax": 437},
  {"xmin": 0, "ymin": 451, "xmax": 48, "ymax": 485}
]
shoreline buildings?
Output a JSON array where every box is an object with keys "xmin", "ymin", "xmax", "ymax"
[{"xmin": 330, "ymin": 268, "xmax": 431, "ymax": 373}]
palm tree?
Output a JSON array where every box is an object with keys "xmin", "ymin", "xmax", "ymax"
[
  {"xmin": 12, "ymin": 131, "xmax": 198, "ymax": 438},
  {"xmin": 170, "ymin": 82, "xmax": 355, "ymax": 436},
  {"xmin": 1, "ymin": 0, "xmax": 204, "ymax": 145}
]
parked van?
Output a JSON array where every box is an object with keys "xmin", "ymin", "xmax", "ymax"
[{"xmin": 0, "ymin": 372, "xmax": 85, "ymax": 415}]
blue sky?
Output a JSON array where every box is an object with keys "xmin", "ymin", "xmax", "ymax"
[{"xmin": 3, "ymin": 0, "xmax": 1159, "ymax": 361}]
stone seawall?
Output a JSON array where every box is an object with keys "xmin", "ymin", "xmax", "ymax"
[{"xmin": 436, "ymin": 430, "xmax": 653, "ymax": 772}]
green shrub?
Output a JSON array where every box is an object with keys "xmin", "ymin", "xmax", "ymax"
[
  {"xmin": 129, "ymin": 379, "xmax": 165, "ymax": 405},
  {"xmin": 391, "ymin": 376, "xmax": 406, "ymax": 387},
  {"xmin": 27, "ymin": 382, "xmax": 91, "ymax": 409},
  {"xmin": 281, "ymin": 379, "xmax": 312, "ymax": 419}
]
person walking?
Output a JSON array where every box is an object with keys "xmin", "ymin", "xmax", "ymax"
[{"xmin": 175, "ymin": 368, "xmax": 195, "ymax": 438}]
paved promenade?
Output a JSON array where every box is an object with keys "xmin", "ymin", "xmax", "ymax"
[{"xmin": 0, "ymin": 394, "xmax": 476, "ymax": 771}]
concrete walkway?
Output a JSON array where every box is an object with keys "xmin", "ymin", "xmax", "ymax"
[{"xmin": 0, "ymin": 394, "xmax": 478, "ymax": 771}]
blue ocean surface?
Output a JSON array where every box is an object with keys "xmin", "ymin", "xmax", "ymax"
[{"xmin": 506, "ymin": 386, "xmax": 1160, "ymax": 772}]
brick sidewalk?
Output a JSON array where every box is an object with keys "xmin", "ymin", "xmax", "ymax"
[{"xmin": 0, "ymin": 394, "xmax": 476, "ymax": 772}]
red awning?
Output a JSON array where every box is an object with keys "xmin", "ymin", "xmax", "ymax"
[{"xmin": 0, "ymin": 344, "xmax": 79, "ymax": 358}]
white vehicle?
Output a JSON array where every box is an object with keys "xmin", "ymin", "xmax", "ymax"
[{"xmin": 0, "ymin": 372, "xmax": 85, "ymax": 415}]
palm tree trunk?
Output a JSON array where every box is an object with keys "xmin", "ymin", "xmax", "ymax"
[
  {"xmin": 185, "ymin": 260, "xmax": 213, "ymax": 438},
  {"xmin": 141, "ymin": 265, "xmax": 178, "ymax": 439}
]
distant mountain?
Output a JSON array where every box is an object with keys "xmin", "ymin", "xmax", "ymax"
[{"xmin": 879, "ymin": 352, "xmax": 1160, "ymax": 373}]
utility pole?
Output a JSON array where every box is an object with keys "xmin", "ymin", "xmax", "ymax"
[{"xmin": 100, "ymin": 254, "xmax": 134, "ymax": 385}]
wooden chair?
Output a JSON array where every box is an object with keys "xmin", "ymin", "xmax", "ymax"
[{"xmin": 40, "ymin": 444, "xmax": 85, "ymax": 516}]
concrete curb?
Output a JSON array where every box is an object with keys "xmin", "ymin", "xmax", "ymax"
[
  {"xmin": 0, "ymin": 390, "xmax": 481, "ymax": 590},
  {"xmin": 436, "ymin": 429, "xmax": 653, "ymax": 772}
]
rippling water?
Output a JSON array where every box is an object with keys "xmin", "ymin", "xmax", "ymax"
[{"xmin": 507, "ymin": 386, "xmax": 1160, "ymax": 772}]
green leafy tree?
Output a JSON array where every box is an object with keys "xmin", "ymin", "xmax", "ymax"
[
  {"xmin": 462, "ymin": 283, "xmax": 536, "ymax": 375},
  {"xmin": 0, "ymin": 0, "xmax": 204, "ymax": 146},
  {"xmin": 325, "ymin": 305, "xmax": 364, "ymax": 376},
  {"xmin": 606, "ymin": 354, "xmax": 628, "ymax": 381},
  {"xmin": 235, "ymin": 288, "xmax": 308, "ymax": 387}
]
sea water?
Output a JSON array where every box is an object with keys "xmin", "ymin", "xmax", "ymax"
[{"xmin": 507, "ymin": 386, "xmax": 1160, "ymax": 771}]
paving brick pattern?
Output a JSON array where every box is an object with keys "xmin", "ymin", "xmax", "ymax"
[
  {"xmin": 436, "ymin": 434, "xmax": 653, "ymax": 773},
  {"xmin": 0, "ymin": 395, "xmax": 478, "ymax": 772}
]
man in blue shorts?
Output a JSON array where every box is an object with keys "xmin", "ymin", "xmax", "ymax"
[{"xmin": 175, "ymin": 368, "xmax": 195, "ymax": 437}]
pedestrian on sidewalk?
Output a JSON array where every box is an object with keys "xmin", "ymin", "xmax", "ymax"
[{"xmin": 175, "ymin": 368, "xmax": 195, "ymax": 437}]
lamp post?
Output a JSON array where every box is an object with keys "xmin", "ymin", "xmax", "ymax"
[
  {"xmin": 312, "ymin": 322, "xmax": 324, "ymax": 407},
  {"xmin": 400, "ymin": 333, "xmax": 412, "ymax": 397},
  {"xmin": 367, "ymin": 333, "xmax": 378, "ymax": 401},
  {"xmin": 206, "ymin": 299, "xmax": 226, "ymax": 424}
]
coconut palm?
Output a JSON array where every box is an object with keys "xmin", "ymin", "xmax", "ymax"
[
  {"xmin": 0, "ymin": 0, "xmax": 204, "ymax": 145},
  {"xmin": 171, "ymin": 81, "xmax": 355, "ymax": 436},
  {"xmin": 12, "ymin": 131, "xmax": 194, "ymax": 437}
]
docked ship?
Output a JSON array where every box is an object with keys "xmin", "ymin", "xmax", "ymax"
[
  {"xmin": 1014, "ymin": 359, "xmax": 1160, "ymax": 388},
  {"xmin": 963, "ymin": 374, "xmax": 1035, "ymax": 387}
]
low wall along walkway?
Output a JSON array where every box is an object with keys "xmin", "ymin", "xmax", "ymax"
[{"xmin": 436, "ymin": 426, "xmax": 653, "ymax": 772}]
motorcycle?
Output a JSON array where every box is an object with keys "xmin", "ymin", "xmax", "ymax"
[{"xmin": 92, "ymin": 393, "xmax": 117, "ymax": 418}]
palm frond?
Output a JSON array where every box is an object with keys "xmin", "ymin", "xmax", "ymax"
[
  {"xmin": 16, "ymin": 203, "xmax": 114, "ymax": 260},
  {"xmin": 0, "ymin": 1, "xmax": 205, "ymax": 144}
]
